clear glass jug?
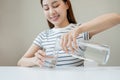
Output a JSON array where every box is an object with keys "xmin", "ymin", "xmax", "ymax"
[{"xmin": 55, "ymin": 38, "xmax": 110, "ymax": 65}]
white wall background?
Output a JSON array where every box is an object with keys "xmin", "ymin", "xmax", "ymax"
[{"xmin": 0, "ymin": 0, "xmax": 120, "ymax": 66}]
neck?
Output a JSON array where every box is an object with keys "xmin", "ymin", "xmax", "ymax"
[{"xmin": 54, "ymin": 20, "xmax": 70, "ymax": 28}]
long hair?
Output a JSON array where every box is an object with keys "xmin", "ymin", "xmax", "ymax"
[{"xmin": 40, "ymin": 0, "xmax": 77, "ymax": 29}]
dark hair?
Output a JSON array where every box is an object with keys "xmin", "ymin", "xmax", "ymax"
[{"xmin": 40, "ymin": 0, "xmax": 77, "ymax": 29}]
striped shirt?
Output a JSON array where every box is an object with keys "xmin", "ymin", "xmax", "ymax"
[{"xmin": 33, "ymin": 23, "xmax": 89, "ymax": 67}]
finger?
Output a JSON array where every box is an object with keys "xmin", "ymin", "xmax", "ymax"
[
  {"xmin": 35, "ymin": 51, "xmax": 45, "ymax": 62},
  {"xmin": 67, "ymin": 35, "xmax": 74, "ymax": 53},
  {"xmin": 37, "ymin": 50, "xmax": 46, "ymax": 57},
  {"xmin": 61, "ymin": 34, "xmax": 68, "ymax": 53},
  {"xmin": 45, "ymin": 55, "xmax": 54, "ymax": 59},
  {"xmin": 73, "ymin": 34, "xmax": 78, "ymax": 50},
  {"xmin": 37, "ymin": 59, "xmax": 44, "ymax": 67},
  {"xmin": 61, "ymin": 35, "xmax": 64, "ymax": 49},
  {"xmin": 34, "ymin": 57, "xmax": 43, "ymax": 67}
]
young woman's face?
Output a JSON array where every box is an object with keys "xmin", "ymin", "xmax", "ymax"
[{"xmin": 42, "ymin": 0, "xmax": 69, "ymax": 27}]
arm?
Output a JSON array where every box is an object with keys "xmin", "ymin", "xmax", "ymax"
[
  {"xmin": 17, "ymin": 44, "xmax": 45, "ymax": 67},
  {"xmin": 78, "ymin": 13, "xmax": 120, "ymax": 38},
  {"xmin": 61, "ymin": 13, "xmax": 120, "ymax": 52}
]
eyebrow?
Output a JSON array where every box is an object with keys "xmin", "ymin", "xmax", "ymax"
[
  {"xmin": 43, "ymin": 1, "xmax": 58, "ymax": 7},
  {"xmin": 52, "ymin": 1, "xmax": 58, "ymax": 5}
]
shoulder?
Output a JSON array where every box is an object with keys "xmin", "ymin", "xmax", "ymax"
[
  {"xmin": 76, "ymin": 23, "xmax": 82, "ymax": 26},
  {"xmin": 37, "ymin": 29, "xmax": 51, "ymax": 36},
  {"xmin": 71, "ymin": 23, "xmax": 81, "ymax": 28}
]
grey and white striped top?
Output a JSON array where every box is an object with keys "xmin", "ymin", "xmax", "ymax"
[{"xmin": 33, "ymin": 23, "xmax": 89, "ymax": 67}]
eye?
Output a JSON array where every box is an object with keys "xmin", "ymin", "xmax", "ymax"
[
  {"xmin": 53, "ymin": 4, "xmax": 59, "ymax": 8},
  {"xmin": 43, "ymin": 6, "xmax": 49, "ymax": 11}
]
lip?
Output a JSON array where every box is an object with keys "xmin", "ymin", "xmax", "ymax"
[{"xmin": 50, "ymin": 15, "xmax": 60, "ymax": 21}]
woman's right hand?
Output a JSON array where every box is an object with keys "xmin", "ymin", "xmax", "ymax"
[{"xmin": 34, "ymin": 50, "xmax": 46, "ymax": 67}]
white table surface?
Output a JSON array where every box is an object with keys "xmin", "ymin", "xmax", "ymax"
[{"xmin": 0, "ymin": 66, "xmax": 120, "ymax": 80}]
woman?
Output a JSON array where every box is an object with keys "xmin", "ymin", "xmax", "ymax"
[{"xmin": 17, "ymin": 0, "xmax": 120, "ymax": 67}]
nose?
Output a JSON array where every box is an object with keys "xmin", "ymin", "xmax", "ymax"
[{"xmin": 49, "ymin": 8, "xmax": 56, "ymax": 16}]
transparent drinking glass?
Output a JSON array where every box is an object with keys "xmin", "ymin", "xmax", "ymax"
[
  {"xmin": 55, "ymin": 38, "xmax": 110, "ymax": 65},
  {"xmin": 43, "ymin": 48, "xmax": 58, "ymax": 68}
]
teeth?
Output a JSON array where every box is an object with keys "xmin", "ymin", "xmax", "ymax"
[
  {"xmin": 50, "ymin": 15, "xmax": 59, "ymax": 20},
  {"xmin": 51, "ymin": 16, "xmax": 57, "ymax": 19}
]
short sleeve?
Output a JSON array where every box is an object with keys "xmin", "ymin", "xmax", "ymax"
[
  {"xmin": 33, "ymin": 33, "xmax": 42, "ymax": 47},
  {"xmin": 33, "ymin": 31, "xmax": 46, "ymax": 48},
  {"xmin": 77, "ymin": 23, "xmax": 82, "ymax": 26}
]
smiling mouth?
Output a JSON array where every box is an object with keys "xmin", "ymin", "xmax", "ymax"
[{"xmin": 50, "ymin": 15, "xmax": 60, "ymax": 21}]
